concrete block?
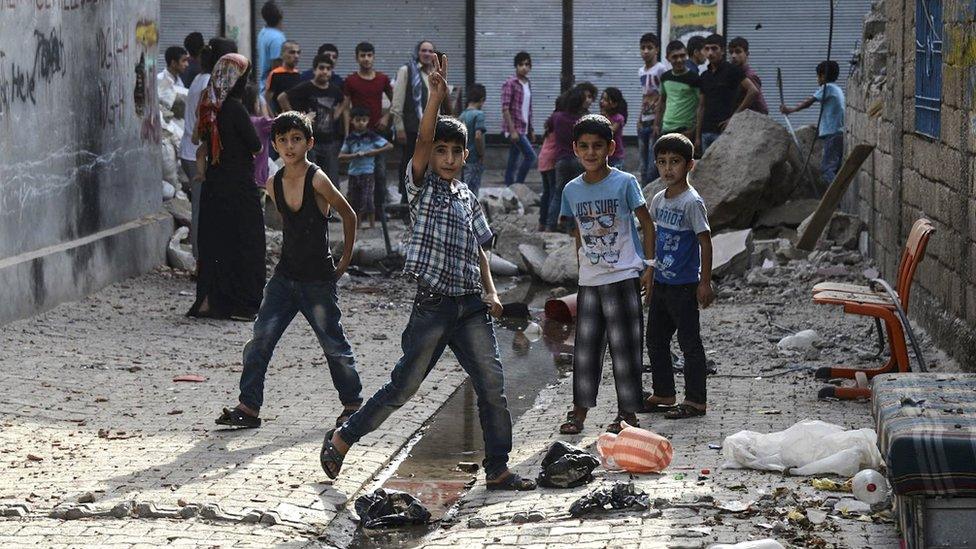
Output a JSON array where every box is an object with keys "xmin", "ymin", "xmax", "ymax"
[{"xmin": 711, "ymin": 229, "xmax": 754, "ymax": 278}]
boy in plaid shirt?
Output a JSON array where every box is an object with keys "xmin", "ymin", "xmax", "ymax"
[{"xmin": 320, "ymin": 54, "xmax": 536, "ymax": 491}]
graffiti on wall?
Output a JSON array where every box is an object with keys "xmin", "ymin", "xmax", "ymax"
[
  {"xmin": 134, "ymin": 19, "xmax": 159, "ymax": 142},
  {"xmin": 0, "ymin": 27, "xmax": 66, "ymax": 115}
]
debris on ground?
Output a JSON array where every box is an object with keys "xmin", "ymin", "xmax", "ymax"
[
  {"xmin": 166, "ymin": 227, "xmax": 195, "ymax": 272},
  {"xmin": 722, "ymin": 420, "xmax": 882, "ymax": 476},
  {"xmin": 354, "ymin": 488, "xmax": 431, "ymax": 529},
  {"xmin": 712, "ymin": 229, "xmax": 755, "ymax": 278},
  {"xmin": 597, "ymin": 422, "xmax": 673, "ymax": 473},
  {"xmin": 810, "ymin": 478, "xmax": 853, "ymax": 492},
  {"xmin": 710, "ymin": 539, "xmax": 786, "ymax": 549},
  {"xmin": 536, "ymin": 441, "xmax": 600, "ymax": 489},
  {"xmin": 568, "ymin": 482, "xmax": 650, "ymax": 517}
]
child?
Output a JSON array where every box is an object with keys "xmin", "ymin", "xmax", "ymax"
[
  {"xmin": 458, "ymin": 83, "xmax": 487, "ymax": 196},
  {"xmin": 320, "ymin": 54, "xmax": 536, "ymax": 492},
  {"xmin": 501, "ymin": 51, "xmax": 536, "ymax": 186},
  {"xmin": 643, "ymin": 133, "xmax": 714, "ymax": 420},
  {"xmin": 696, "ymin": 34, "xmax": 759, "ymax": 154},
  {"xmin": 339, "ymin": 106, "xmax": 393, "ymax": 228},
  {"xmin": 536, "ymin": 94, "xmax": 563, "ymax": 231},
  {"xmin": 655, "ymin": 41, "xmax": 702, "ymax": 140},
  {"xmin": 244, "ymin": 83, "xmax": 274, "ymax": 189},
  {"xmin": 278, "ymin": 54, "xmax": 345, "ymax": 184},
  {"xmin": 215, "ymin": 111, "xmax": 363, "ymax": 429},
  {"xmin": 557, "ymin": 114, "xmax": 655, "ymax": 435},
  {"xmin": 545, "ymin": 85, "xmax": 592, "ymax": 232},
  {"xmin": 638, "ymin": 33, "xmax": 668, "ymax": 184},
  {"xmin": 687, "ymin": 36, "xmax": 707, "ymax": 74},
  {"xmin": 781, "ymin": 60, "xmax": 845, "ymax": 183},
  {"xmin": 599, "ymin": 87, "xmax": 628, "ymax": 169},
  {"xmin": 728, "ymin": 37, "xmax": 769, "ymax": 114}
]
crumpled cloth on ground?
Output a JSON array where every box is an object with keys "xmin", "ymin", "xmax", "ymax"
[
  {"xmin": 354, "ymin": 488, "xmax": 431, "ymax": 529},
  {"xmin": 722, "ymin": 419, "xmax": 883, "ymax": 476},
  {"xmin": 568, "ymin": 482, "xmax": 650, "ymax": 517},
  {"xmin": 536, "ymin": 440, "xmax": 601, "ymax": 488}
]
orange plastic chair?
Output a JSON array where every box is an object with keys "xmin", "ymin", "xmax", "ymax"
[{"xmin": 811, "ymin": 218, "xmax": 935, "ymax": 400}]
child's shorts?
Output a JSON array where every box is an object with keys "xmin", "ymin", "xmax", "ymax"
[{"xmin": 348, "ymin": 173, "xmax": 375, "ymax": 218}]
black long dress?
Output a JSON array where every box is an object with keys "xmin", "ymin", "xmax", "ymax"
[{"xmin": 188, "ymin": 97, "xmax": 266, "ymax": 319}]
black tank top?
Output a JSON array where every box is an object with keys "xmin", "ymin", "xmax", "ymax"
[{"xmin": 273, "ymin": 164, "xmax": 336, "ymax": 281}]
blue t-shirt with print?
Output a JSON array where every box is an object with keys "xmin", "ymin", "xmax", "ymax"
[
  {"xmin": 341, "ymin": 131, "xmax": 390, "ymax": 176},
  {"xmin": 559, "ymin": 168, "xmax": 647, "ymax": 287},
  {"xmin": 813, "ymin": 83, "xmax": 845, "ymax": 137},
  {"xmin": 458, "ymin": 108, "xmax": 487, "ymax": 163},
  {"xmin": 649, "ymin": 186, "xmax": 710, "ymax": 285}
]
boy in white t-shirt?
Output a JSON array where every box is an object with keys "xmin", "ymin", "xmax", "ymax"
[
  {"xmin": 558, "ymin": 114, "xmax": 655, "ymax": 435},
  {"xmin": 638, "ymin": 33, "xmax": 668, "ymax": 184}
]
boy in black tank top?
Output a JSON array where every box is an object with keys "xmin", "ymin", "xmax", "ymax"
[{"xmin": 216, "ymin": 112, "xmax": 363, "ymax": 429}]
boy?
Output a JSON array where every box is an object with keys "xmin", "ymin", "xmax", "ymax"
[
  {"xmin": 728, "ymin": 37, "xmax": 769, "ymax": 114},
  {"xmin": 687, "ymin": 36, "xmax": 708, "ymax": 74},
  {"xmin": 781, "ymin": 60, "xmax": 845, "ymax": 183},
  {"xmin": 279, "ymin": 54, "xmax": 346, "ymax": 184},
  {"xmin": 643, "ymin": 133, "xmax": 714, "ymax": 420},
  {"xmin": 256, "ymin": 1, "xmax": 285, "ymax": 93},
  {"xmin": 459, "ymin": 83, "xmax": 487, "ymax": 196},
  {"xmin": 695, "ymin": 34, "xmax": 759, "ymax": 154},
  {"xmin": 339, "ymin": 106, "xmax": 393, "ymax": 229},
  {"xmin": 638, "ymin": 33, "xmax": 668, "ymax": 184},
  {"xmin": 655, "ymin": 41, "xmax": 702, "ymax": 141},
  {"xmin": 264, "ymin": 40, "xmax": 301, "ymax": 114},
  {"xmin": 157, "ymin": 45, "xmax": 188, "ymax": 90},
  {"xmin": 344, "ymin": 41, "xmax": 395, "ymax": 219},
  {"xmin": 302, "ymin": 43, "xmax": 345, "ymax": 90},
  {"xmin": 320, "ymin": 55, "xmax": 536, "ymax": 492},
  {"xmin": 501, "ymin": 51, "xmax": 536, "ymax": 186},
  {"xmin": 215, "ymin": 111, "xmax": 363, "ymax": 429},
  {"xmin": 557, "ymin": 114, "xmax": 655, "ymax": 435}
]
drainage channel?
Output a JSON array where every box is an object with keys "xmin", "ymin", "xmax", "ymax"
[{"xmin": 347, "ymin": 282, "xmax": 573, "ymax": 548}]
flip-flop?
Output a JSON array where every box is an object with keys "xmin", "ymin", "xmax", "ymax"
[
  {"xmin": 558, "ymin": 410, "xmax": 584, "ymax": 435},
  {"xmin": 215, "ymin": 407, "xmax": 261, "ymax": 428},
  {"xmin": 319, "ymin": 428, "xmax": 345, "ymax": 479},
  {"xmin": 664, "ymin": 403, "xmax": 706, "ymax": 420},
  {"xmin": 606, "ymin": 414, "xmax": 639, "ymax": 434},
  {"xmin": 486, "ymin": 472, "xmax": 537, "ymax": 491},
  {"xmin": 641, "ymin": 391, "xmax": 677, "ymax": 413}
]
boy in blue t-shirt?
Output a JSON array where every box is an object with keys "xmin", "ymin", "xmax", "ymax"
[
  {"xmin": 557, "ymin": 114, "xmax": 655, "ymax": 435},
  {"xmin": 781, "ymin": 60, "xmax": 846, "ymax": 183},
  {"xmin": 644, "ymin": 133, "xmax": 714, "ymax": 420},
  {"xmin": 458, "ymin": 83, "xmax": 488, "ymax": 196},
  {"xmin": 339, "ymin": 106, "xmax": 393, "ymax": 228}
]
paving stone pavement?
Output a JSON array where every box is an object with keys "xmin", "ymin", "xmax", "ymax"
[{"xmin": 0, "ymin": 267, "xmax": 467, "ymax": 546}]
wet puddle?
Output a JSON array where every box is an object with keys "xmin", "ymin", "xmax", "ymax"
[{"xmin": 349, "ymin": 280, "xmax": 574, "ymax": 548}]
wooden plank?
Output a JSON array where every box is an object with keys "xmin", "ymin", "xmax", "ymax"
[{"xmin": 795, "ymin": 143, "xmax": 875, "ymax": 251}]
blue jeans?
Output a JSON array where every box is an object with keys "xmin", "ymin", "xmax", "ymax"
[
  {"xmin": 504, "ymin": 134, "xmax": 536, "ymax": 186},
  {"xmin": 547, "ymin": 157, "xmax": 583, "ymax": 229},
  {"xmin": 538, "ymin": 169, "xmax": 556, "ymax": 228},
  {"xmin": 340, "ymin": 289, "xmax": 513, "ymax": 476},
  {"xmin": 239, "ymin": 273, "xmax": 363, "ymax": 410},
  {"xmin": 820, "ymin": 132, "xmax": 843, "ymax": 184},
  {"xmin": 638, "ymin": 125, "xmax": 659, "ymax": 183},
  {"xmin": 462, "ymin": 160, "xmax": 485, "ymax": 197},
  {"xmin": 700, "ymin": 132, "xmax": 721, "ymax": 155}
]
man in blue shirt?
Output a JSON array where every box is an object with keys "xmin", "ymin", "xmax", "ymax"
[
  {"xmin": 257, "ymin": 1, "xmax": 286, "ymax": 94},
  {"xmin": 781, "ymin": 60, "xmax": 846, "ymax": 183}
]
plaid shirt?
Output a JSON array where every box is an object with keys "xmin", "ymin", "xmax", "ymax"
[
  {"xmin": 501, "ymin": 75, "xmax": 533, "ymax": 135},
  {"xmin": 403, "ymin": 161, "xmax": 493, "ymax": 296}
]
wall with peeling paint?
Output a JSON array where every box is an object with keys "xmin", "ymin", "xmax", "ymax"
[
  {"xmin": 0, "ymin": 0, "xmax": 171, "ymax": 324},
  {"xmin": 847, "ymin": 0, "xmax": 976, "ymax": 369}
]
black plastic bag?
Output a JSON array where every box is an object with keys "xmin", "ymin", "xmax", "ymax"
[
  {"xmin": 536, "ymin": 441, "xmax": 601, "ymax": 489},
  {"xmin": 354, "ymin": 488, "xmax": 431, "ymax": 529},
  {"xmin": 568, "ymin": 482, "xmax": 650, "ymax": 517}
]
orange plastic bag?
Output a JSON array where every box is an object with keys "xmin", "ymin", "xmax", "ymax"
[{"xmin": 597, "ymin": 421, "xmax": 673, "ymax": 473}]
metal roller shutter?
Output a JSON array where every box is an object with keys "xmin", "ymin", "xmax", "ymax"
[
  {"xmin": 573, "ymin": 0, "xmax": 659, "ymax": 137},
  {"xmin": 475, "ymin": 0, "xmax": 562, "ymax": 138},
  {"xmin": 725, "ymin": 0, "xmax": 874, "ymax": 128},
  {"xmin": 158, "ymin": 0, "xmax": 222, "ymax": 70},
  {"xmin": 254, "ymin": 0, "xmax": 466, "ymax": 95}
]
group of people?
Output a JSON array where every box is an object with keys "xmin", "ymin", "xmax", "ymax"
[{"xmin": 166, "ymin": 1, "xmax": 848, "ymax": 492}]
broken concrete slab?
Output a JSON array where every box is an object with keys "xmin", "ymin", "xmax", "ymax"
[
  {"xmin": 491, "ymin": 216, "xmax": 548, "ymax": 272},
  {"xmin": 712, "ymin": 229, "xmax": 754, "ymax": 278},
  {"xmin": 794, "ymin": 144, "xmax": 874, "ymax": 250},
  {"xmin": 691, "ymin": 110, "xmax": 809, "ymax": 230},
  {"xmin": 755, "ymin": 199, "xmax": 821, "ymax": 229},
  {"xmin": 509, "ymin": 183, "xmax": 540, "ymax": 207},
  {"xmin": 489, "ymin": 254, "xmax": 519, "ymax": 277},
  {"xmin": 163, "ymin": 196, "xmax": 192, "ymax": 227},
  {"xmin": 519, "ymin": 244, "xmax": 548, "ymax": 278},
  {"xmin": 797, "ymin": 211, "xmax": 865, "ymax": 251},
  {"xmin": 539, "ymin": 241, "xmax": 579, "ymax": 285},
  {"xmin": 479, "ymin": 187, "xmax": 524, "ymax": 217}
]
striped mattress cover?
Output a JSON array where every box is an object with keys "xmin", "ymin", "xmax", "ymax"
[{"xmin": 872, "ymin": 373, "xmax": 976, "ymax": 497}]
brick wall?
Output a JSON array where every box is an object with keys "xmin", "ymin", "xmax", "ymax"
[{"xmin": 847, "ymin": 0, "xmax": 976, "ymax": 369}]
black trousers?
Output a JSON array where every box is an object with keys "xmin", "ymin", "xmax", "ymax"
[{"xmin": 646, "ymin": 282, "xmax": 707, "ymax": 404}]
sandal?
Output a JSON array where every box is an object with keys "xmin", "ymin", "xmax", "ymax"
[
  {"xmin": 559, "ymin": 410, "xmax": 585, "ymax": 435},
  {"xmin": 486, "ymin": 471, "xmax": 537, "ymax": 491},
  {"xmin": 641, "ymin": 392, "xmax": 677, "ymax": 413},
  {"xmin": 215, "ymin": 407, "xmax": 261, "ymax": 428},
  {"xmin": 334, "ymin": 406, "xmax": 360, "ymax": 428},
  {"xmin": 606, "ymin": 414, "xmax": 639, "ymax": 434},
  {"xmin": 664, "ymin": 403, "xmax": 706, "ymax": 420},
  {"xmin": 319, "ymin": 429, "xmax": 345, "ymax": 479}
]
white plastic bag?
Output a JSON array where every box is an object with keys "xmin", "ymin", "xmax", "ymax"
[
  {"xmin": 709, "ymin": 540, "xmax": 785, "ymax": 549},
  {"xmin": 722, "ymin": 420, "xmax": 882, "ymax": 477},
  {"xmin": 167, "ymin": 226, "xmax": 195, "ymax": 272}
]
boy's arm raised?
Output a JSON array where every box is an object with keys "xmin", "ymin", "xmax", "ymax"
[
  {"xmin": 410, "ymin": 54, "xmax": 449, "ymax": 182},
  {"xmin": 312, "ymin": 172, "xmax": 357, "ymax": 277}
]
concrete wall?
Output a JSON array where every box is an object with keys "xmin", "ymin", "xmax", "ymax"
[
  {"xmin": 0, "ymin": 0, "xmax": 172, "ymax": 324},
  {"xmin": 847, "ymin": 0, "xmax": 976, "ymax": 369}
]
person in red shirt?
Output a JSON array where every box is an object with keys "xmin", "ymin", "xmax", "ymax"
[{"xmin": 344, "ymin": 41, "xmax": 394, "ymax": 222}]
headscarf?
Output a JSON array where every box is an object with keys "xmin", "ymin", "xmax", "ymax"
[
  {"xmin": 195, "ymin": 53, "xmax": 250, "ymax": 166},
  {"xmin": 408, "ymin": 41, "xmax": 432, "ymax": 121}
]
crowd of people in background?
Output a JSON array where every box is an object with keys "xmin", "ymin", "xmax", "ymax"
[{"xmin": 168, "ymin": 0, "xmax": 844, "ymax": 320}]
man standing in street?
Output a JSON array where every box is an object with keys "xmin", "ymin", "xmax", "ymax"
[
  {"xmin": 257, "ymin": 1, "xmax": 286, "ymax": 94},
  {"xmin": 501, "ymin": 51, "xmax": 536, "ymax": 186},
  {"xmin": 695, "ymin": 34, "xmax": 758, "ymax": 154},
  {"xmin": 264, "ymin": 40, "xmax": 301, "ymax": 115}
]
